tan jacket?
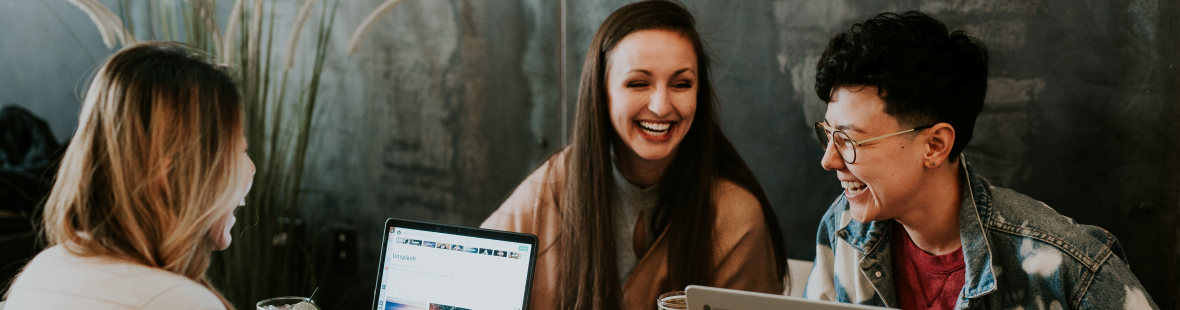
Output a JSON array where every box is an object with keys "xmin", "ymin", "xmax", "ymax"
[{"xmin": 481, "ymin": 151, "xmax": 783, "ymax": 310}]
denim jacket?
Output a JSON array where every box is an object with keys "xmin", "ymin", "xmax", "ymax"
[{"xmin": 802, "ymin": 158, "xmax": 1158, "ymax": 310}]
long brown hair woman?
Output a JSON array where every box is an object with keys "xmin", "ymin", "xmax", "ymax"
[
  {"xmin": 481, "ymin": 1, "xmax": 787, "ymax": 309},
  {"xmin": 5, "ymin": 42, "xmax": 253, "ymax": 309}
]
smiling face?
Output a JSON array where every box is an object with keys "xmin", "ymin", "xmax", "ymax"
[
  {"xmin": 821, "ymin": 86, "xmax": 928, "ymax": 223},
  {"xmin": 606, "ymin": 29, "xmax": 698, "ymax": 163}
]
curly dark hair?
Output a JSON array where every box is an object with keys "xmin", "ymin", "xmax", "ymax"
[{"xmin": 815, "ymin": 11, "xmax": 989, "ymax": 159}]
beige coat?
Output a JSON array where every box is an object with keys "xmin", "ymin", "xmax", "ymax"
[{"xmin": 481, "ymin": 151, "xmax": 783, "ymax": 310}]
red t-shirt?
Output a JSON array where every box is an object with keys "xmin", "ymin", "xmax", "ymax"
[{"xmin": 891, "ymin": 223, "xmax": 965, "ymax": 310}]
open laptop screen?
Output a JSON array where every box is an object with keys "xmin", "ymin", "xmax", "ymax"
[{"xmin": 374, "ymin": 221, "xmax": 536, "ymax": 310}]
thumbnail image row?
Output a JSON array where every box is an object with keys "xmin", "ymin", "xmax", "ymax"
[{"xmin": 395, "ymin": 237, "xmax": 522, "ymax": 259}]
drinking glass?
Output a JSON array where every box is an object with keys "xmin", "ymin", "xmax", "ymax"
[
  {"xmin": 256, "ymin": 297, "xmax": 320, "ymax": 310},
  {"xmin": 657, "ymin": 291, "xmax": 687, "ymax": 310}
]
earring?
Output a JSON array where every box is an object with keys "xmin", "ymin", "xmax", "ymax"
[{"xmin": 239, "ymin": 199, "xmax": 246, "ymax": 207}]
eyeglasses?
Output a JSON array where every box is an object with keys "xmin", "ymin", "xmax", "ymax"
[{"xmin": 813, "ymin": 122, "xmax": 934, "ymax": 164}]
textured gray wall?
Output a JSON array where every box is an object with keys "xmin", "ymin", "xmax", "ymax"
[
  {"xmin": 301, "ymin": 0, "xmax": 561, "ymax": 307},
  {"xmin": 2, "ymin": 0, "xmax": 1177, "ymax": 309},
  {"xmin": 0, "ymin": 0, "xmax": 111, "ymax": 141},
  {"xmin": 0, "ymin": 1, "xmax": 560, "ymax": 308}
]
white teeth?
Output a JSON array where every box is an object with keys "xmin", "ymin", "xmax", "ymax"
[
  {"xmin": 840, "ymin": 181, "xmax": 865, "ymax": 189},
  {"xmin": 841, "ymin": 181, "xmax": 867, "ymax": 195},
  {"xmin": 642, "ymin": 128, "xmax": 669, "ymax": 136},
  {"xmin": 638, "ymin": 121, "xmax": 671, "ymax": 133}
]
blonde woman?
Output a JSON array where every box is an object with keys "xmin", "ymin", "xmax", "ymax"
[{"xmin": 4, "ymin": 42, "xmax": 254, "ymax": 309}]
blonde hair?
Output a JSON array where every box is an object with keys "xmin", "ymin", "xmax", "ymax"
[{"xmin": 42, "ymin": 41, "xmax": 246, "ymax": 309}]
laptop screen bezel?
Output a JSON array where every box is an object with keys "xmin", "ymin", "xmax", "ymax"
[{"xmin": 371, "ymin": 218, "xmax": 539, "ymax": 310}]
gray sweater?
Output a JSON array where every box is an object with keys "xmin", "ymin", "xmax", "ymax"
[{"xmin": 611, "ymin": 162, "xmax": 659, "ymax": 284}]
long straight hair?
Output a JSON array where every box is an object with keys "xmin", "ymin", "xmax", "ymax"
[
  {"xmin": 559, "ymin": 1, "xmax": 787, "ymax": 308},
  {"xmin": 39, "ymin": 42, "xmax": 246, "ymax": 309}
]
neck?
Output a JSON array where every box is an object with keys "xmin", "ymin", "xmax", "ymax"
[
  {"xmin": 614, "ymin": 144, "xmax": 675, "ymax": 188},
  {"xmin": 894, "ymin": 158, "xmax": 963, "ymax": 255}
]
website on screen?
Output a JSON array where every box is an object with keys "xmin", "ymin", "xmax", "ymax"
[{"xmin": 376, "ymin": 227, "xmax": 532, "ymax": 310}]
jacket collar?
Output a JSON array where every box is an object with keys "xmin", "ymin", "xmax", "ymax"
[
  {"xmin": 837, "ymin": 156, "xmax": 998, "ymax": 299},
  {"xmin": 957, "ymin": 157, "xmax": 997, "ymax": 298}
]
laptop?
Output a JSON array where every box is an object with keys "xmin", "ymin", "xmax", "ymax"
[
  {"xmin": 371, "ymin": 218, "xmax": 539, "ymax": 310},
  {"xmin": 685, "ymin": 285, "xmax": 890, "ymax": 310}
]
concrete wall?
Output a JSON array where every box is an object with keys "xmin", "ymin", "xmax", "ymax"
[
  {"xmin": 301, "ymin": 1, "xmax": 562, "ymax": 306},
  {"xmin": 1, "ymin": 0, "xmax": 1176, "ymax": 308},
  {"xmin": 0, "ymin": 0, "xmax": 111, "ymax": 141}
]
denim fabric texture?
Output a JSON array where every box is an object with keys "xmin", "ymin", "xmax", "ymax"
[{"xmin": 803, "ymin": 158, "xmax": 1159, "ymax": 310}]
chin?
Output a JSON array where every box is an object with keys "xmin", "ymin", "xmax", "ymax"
[
  {"xmin": 636, "ymin": 150, "xmax": 673, "ymax": 161},
  {"xmin": 630, "ymin": 142, "xmax": 679, "ymax": 161},
  {"xmin": 848, "ymin": 202, "xmax": 882, "ymax": 223},
  {"xmin": 849, "ymin": 205, "xmax": 868, "ymax": 223}
]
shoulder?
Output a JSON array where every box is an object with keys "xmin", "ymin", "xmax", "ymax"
[
  {"xmin": 710, "ymin": 178, "xmax": 765, "ymax": 230},
  {"xmin": 7, "ymin": 246, "xmax": 224, "ymax": 310},
  {"xmin": 708, "ymin": 178, "xmax": 777, "ymax": 255},
  {"xmin": 981, "ymin": 183, "xmax": 1122, "ymax": 270},
  {"xmin": 985, "ymin": 185, "xmax": 1083, "ymax": 231},
  {"xmin": 979, "ymin": 183, "xmax": 1155, "ymax": 309},
  {"xmin": 511, "ymin": 148, "xmax": 567, "ymax": 204},
  {"xmin": 126, "ymin": 265, "xmax": 225, "ymax": 309},
  {"xmin": 142, "ymin": 283, "xmax": 226, "ymax": 310},
  {"xmin": 480, "ymin": 148, "xmax": 566, "ymax": 232}
]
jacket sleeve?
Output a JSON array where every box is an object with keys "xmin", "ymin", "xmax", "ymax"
[
  {"xmin": 803, "ymin": 196, "xmax": 844, "ymax": 301},
  {"xmin": 708, "ymin": 180, "xmax": 784, "ymax": 294},
  {"xmin": 1075, "ymin": 238, "xmax": 1159, "ymax": 310},
  {"xmin": 480, "ymin": 155, "xmax": 565, "ymax": 310},
  {"xmin": 480, "ymin": 162, "xmax": 550, "ymax": 234}
]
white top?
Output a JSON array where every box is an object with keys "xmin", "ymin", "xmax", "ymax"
[{"xmin": 3, "ymin": 245, "xmax": 226, "ymax": 310}]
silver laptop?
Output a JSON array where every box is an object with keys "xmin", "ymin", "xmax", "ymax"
[
  {"xmin": 372, "ymin": 218, "xmax": 539, "ymax": 310},
  {"xmin": 685, "ymin": 285, "xmax": 890, "ymax": 310}
]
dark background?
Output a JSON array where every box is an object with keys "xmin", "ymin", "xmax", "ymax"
[{"xmin": 1, "ymin": 0, "xmax": 1176, "ymax": 309}]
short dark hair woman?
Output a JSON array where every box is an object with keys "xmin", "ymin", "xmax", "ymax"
[{"xmin": 481, "ymin": 1, "xmax": 787, "ymax": 309}]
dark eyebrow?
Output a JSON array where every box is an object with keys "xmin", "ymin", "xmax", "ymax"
[
  {"xmin": 672, "ymin": 68, "xmax": 696, "ymax": 76},
  {"xmin": 824, "ymin": 119, "xmax": 863, "ymax": 134}
]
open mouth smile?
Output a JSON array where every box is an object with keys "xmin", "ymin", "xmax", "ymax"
[
  {"xmin": 841, "ymin": 180, "xmax": 867, "ymax": 197},
  {"xmin": 637, "ymin": 121, "xmax": 673, "ymax": 136}
]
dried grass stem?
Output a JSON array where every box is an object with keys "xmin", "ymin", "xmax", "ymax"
[
  {"xmin": 346, "ymin": 0, "xmax": 407, "ymax": 55},
  {"xmin": 284, "ymin": 0, "xmax": 319, "ymax": 69},
  {"xmin": 222, "ymin": 0, "xmax": 245, "ymax": 63}
]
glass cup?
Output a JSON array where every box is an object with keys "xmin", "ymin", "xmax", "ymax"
[
  {"xmin": 657, "ymin": 291, "xmax": 687, "ymax": 310},
  {"xmin": 256, "ymin": 297, "xmax": 320, "ymax": 310}
]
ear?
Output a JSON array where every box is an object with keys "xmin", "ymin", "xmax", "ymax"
[{"xmin": 923, "ymin": 123, "xmax": 956, "ymax": 169}]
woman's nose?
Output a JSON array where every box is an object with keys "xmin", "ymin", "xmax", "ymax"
[
  {"xmin": 820, "ymin": 139, "xmax": 846, "ymax": 171},
  {"xmin": 647, "ymin": 86, "xmax": 672, "ymax": 116}
]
